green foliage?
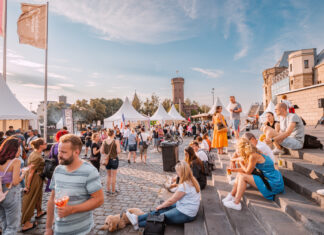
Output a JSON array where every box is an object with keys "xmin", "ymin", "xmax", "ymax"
[
  {"xmin": 141, "ymin": 94, "xmax": 159, "ymax": 116},
  {"xmin": 132, "ymin": 92, "xmax": 141, "ymax": 111},
  {"xmin": 162, "ymin": 98, "xmax": 172, "ymax": 112}
]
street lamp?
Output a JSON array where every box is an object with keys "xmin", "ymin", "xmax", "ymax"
[{"xmin": 211, "ymin": 88, "xmax": 215, "ymax": 105}]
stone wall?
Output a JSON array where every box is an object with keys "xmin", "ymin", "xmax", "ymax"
[{"xmin": 277, "ymin": 84, "xmax": 324, "ymax": 125}]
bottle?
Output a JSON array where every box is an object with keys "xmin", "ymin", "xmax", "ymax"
[{"xmin": 278, "ymin": 153, "xmax": 283, "ymax": 167}]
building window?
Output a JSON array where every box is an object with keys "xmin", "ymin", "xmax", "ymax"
[
  {"xmin": 304, "ymin": 60, "xmax": 309, "ymax": 68},
  {"xmin": 290, "ymin": 64, "xmax": 292, "ymax": 72}
]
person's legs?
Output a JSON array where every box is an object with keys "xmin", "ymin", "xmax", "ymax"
[
  {"xmin": 111, "ymin": 170, "xmax": 117, "ymax": 193},
  {"xmin": 162, "ymin": 207, "xmax": 195, "ymax": 224},
  {"xmin": 106, "ymin": 170, "xmax": 112, "ymax": 191},
  {"xmin": 144, "ymin": 153, "xmax": 147, "ymax": 163},
  {"xmin": 2, "ymin": 186, "xmax": 21, "ymax": 234},
  {"xmin": 234, "ymin": 174, "xmax": 257, "ymax": 204},
  {"xmin": 128, "ymin": 152, "xmax": 131, "ymax": 161},
  {"xmin": 234, "ymin": 120, "xmax": 240, "ymax": 139},
  {"xmin": 133, "ymin": 151, "xmax": 136, "ymax": 163}
]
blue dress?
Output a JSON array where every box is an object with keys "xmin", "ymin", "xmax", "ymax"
[{"xmin": 253, "ymin": 154, "xmax": 284, "ymax": 200}]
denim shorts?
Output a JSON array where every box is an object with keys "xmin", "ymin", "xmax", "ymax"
[
  {"xmin": 106, "ymin": 157, "xmax": 119, "ymax": 170},
  {"xmin": 233, "ymin": 120, "xmax": 240, "ymax": 131},
  {"xmin": 280, "ymin": 137, "xmax": 303, "ymax": 150},
  {"xmin": 129, "ymin": 144, "xmax": 137, "ymax": 152}
]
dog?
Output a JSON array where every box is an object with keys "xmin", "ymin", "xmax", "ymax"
[{"xmin": 100, "ymin": 208, "xmax": 144, "ymax": 232}]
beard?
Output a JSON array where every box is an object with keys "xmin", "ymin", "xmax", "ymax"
[{"xmin": 59, "ymin": 154, "xmax": 74, "ymax": 165}]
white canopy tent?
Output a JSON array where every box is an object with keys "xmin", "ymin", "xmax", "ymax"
[
  {"xmin": 208, "ymin": 97, "xmax": 231, "ymax": 118},
  {"xmin": 104, "ymin": 97, "xmax": 149, "ymax": 128},
  {"xmin": 259, "ymin": 101, "xmax": 278, "ymax": 123},
  {"xmin": 0, "ymin": 76, "xmax": 37, "ymax": 131},
  {"xmin": 168, "ymin": 104, "xmax": 185, "ymax": 121},
  {"xmin": 151, "ymin": 104, "xmax": 175, "ymax": 121}
]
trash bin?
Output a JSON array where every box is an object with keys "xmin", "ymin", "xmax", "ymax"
[{"xmin": 161, "ymin": 141, "xmax": 179, "ymax": 172}]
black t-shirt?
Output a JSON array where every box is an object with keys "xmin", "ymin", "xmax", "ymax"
[
  {"xmin": 5, "ymin": 130, "xmax": 15, "ymax": 136},
  {"xmin": 153, "ymin": 130, "xmax": 159, "ymax": 139},
  {"xmin": 84, "ymin": 131, "xmax": 92, "ymax": 143},
  {"xmin": 91, "ymin": 142, "xmax": 101, "ymax": 159},
  {"xmin": 115, "ymin": 133, "xmax": 123, "ymax": 141},
  {"xmin": 266, "ymin": 121, "xmax": 278, "ymax": 129}
]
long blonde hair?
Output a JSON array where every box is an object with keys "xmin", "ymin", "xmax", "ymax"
[
  {"xmin": 175, "ymin": 161, "xmax": 200, "ymax": 193},
  {"xmin": 237, "ymin": 138, "xmax": 259, "ymax": 162}
]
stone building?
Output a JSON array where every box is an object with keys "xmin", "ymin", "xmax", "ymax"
[
  {"xmin": 171, "ymin": 77, "xmax": 197, "ymax": 117},
  {"xmin": 263, "ymin": 48, "xmax": 324, "ymax": 125}
]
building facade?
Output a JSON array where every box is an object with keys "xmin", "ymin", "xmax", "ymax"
[{"xmin": 263, "ymin": 48, "xmax": 324, "ymax": 125}]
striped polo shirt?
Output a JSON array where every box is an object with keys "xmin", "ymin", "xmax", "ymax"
[{"xmin": 50, "ymin": 161, "xmax": 102, "ymax": 235}]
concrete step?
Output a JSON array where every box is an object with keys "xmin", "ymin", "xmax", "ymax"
[
  {"xmin": 274, "ymin": 187, "xmax": 324, "ymax": 234},
  {"xmin": 213, "ymin": 169, "xmax": 267, "ymax": 235},
  {"xmin": 281, "ymin": 156, "xmax": 324, "ymax": 183},
  {"xmin": 213, "ymin": 168, "xmax": 309, "ymax": 235},
  {"xmin": 184, "ymin": 204, "xmax": 206, "ymax": 235},
  {"xmin": 165, "ymin": 224, "xmax": 184, "ymax": 235},
  {"xmin": 201, "ymin": 184, "xmax": 234, "ymax": 235},
  {"xmin": 289, "ymin": 149, "xmax": 324, "ymax": 165},
  {"xmin": 280, "ymin": 168, "xmax": 324, "ymax": 208}
]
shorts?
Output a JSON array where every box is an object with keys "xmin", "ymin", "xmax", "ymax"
[
  {"xmin": 233, "ymin": 120, "xmax": 240, "ymax": 131},
  {"xmin": 139, "ymin": 145, "xmax": 148, "ymax": 154},
  {"xmin": 85, "ymin": 141, "xmax": 92, "ymax": 147},
  {"xmin": 129, "ymin": 144, "xmax": 137, "ymax": 152},
  {"xmin": 280, "ymin": 137, "xmax": 303, "ymax": 150},
  {"xmin": 106, "ymin": 157, "xmax": 119, "ymax": 170}
]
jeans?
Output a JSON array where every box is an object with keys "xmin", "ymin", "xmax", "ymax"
[
  {"xmin": 138, "ymin": 204, "xmax": 195, "ymax": 227},
  {"xmin": 0, "ymin": 185, "xmax": 21, "ymax": 235},
  {"xmin": 123, "ymin": 138, "xmax": 128, "ymax": 151}
]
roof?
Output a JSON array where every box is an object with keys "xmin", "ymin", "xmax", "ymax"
[
  {"xmin": 316, "ymin": 49, "xmax": 324, "ymax": 66},
  {"xmin": 0, "ymin": 76, "xmax": 37, "ymax": 120},
  {"xmin": 274, "ymin": 50, "xmax": 296, "ymax": 67},
  {"xmin": 168, "ymin": 105, "xmax": 185, "ymax": 121},
  {"xmin": 151, "ymin": 104, "xmax": 175, "ymax": 121},
  {"xmin": 208, "ymin": 97, "xmax": 230, "ymax": 118},
  {"xmin": 104, "ymin": 97, "xmax": 149, "ymax": 123}
]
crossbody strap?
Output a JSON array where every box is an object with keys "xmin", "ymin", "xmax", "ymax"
[{"xmin": 0, "ymin": 159, "xmax": 15, "ymax": 178}]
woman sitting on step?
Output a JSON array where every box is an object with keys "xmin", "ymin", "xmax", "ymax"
[
  {"xmin": 126, "ymin": 161, "xmax": 200, "ymax": 229},
  {"xmin": 223, "ymin": 138, "xmax": 284, "ymax": 211}
]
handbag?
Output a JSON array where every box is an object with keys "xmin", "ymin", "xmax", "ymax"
[
  {"xmin": 0, "ymin": 160, "xmax": 15, "ymax": 202},
  {"xmin": 252, "ymin": 168, "xmax": 272, "ymax": 191},
  {"xmin": 41, "ymin": 158, "xmax": 57, "ymax": 180},
  {"xmin": 103, "ymin": 140, "xmax": 115, "ymax": 165},
  {"xmin": 140, "ymin": 134, "xmax": 149, "ymax": 149},
  {"xmin": 144, "ymin": 212, "xmax": 165, "ymax": 235}
]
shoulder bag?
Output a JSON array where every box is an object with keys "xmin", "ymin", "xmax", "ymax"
[
  {"xmin": 140, "ymin": 134, "xmax": 149, "ymax": 149},
  {"xmin": 103, "ymin": 140, "xmax": 115, "ymax": 165},
  {"xmin": 144, "ymin": 212, "xmax": 165, "ymax": 235}
]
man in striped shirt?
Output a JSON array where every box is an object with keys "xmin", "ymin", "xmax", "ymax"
[{"xmin": 45, "ymin": 134, "xmax": 104, "ymax": 235}]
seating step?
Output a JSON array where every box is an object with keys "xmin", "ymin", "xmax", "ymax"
[
  {"xmin": 165, "ymin": 224, "xmax": 184, "ymax": 235},
  {"xmin": 201, "ymin": 184, "xmax": 234, "ymax": 235},
  {"xmin": 184, "ymin": 204, "xmax": 206, "ymax": 235},
  {"xmin": 274, "ymin": 187, "xmax": 324, "ymax": 234},
  {"xmin": 280, "ymin": 168, "xmax": 324, "ymax": 208},
  {"xmin": 282, "ymin": 157, "xmax": 324, "ymax": 183},
  {"xmin": 213, "ymin": 168, "xmax": 309, "ymax": 235},
  {"xmin": 289, "ymin": 149, "xmax": 324, "ymax": 165}
]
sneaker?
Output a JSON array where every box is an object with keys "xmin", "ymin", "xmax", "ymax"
[
  {"xmin": 223, "ymin": 200, "xmax": 242, "ymax": 210},
  {"xmin": 128, "ymin": 160, "xmax": 131, "ymax": 164},
  {"xmin": 229, "ymin": 178, "xmax": 236, "ymax": 186},
  {"xmin": 126, "ymin": 211, "xmax": 138, "ymax": 227},
  {"xmin": 169, "ymin": 187, "xmax": 178, "ymax": 193},
  {"xmin": 222, "ymin": 193, "xmax": 235, "ymax": 203},
  {"xmin": 272, "ymin": 148, "xmax": 285, "ymax": 155}
]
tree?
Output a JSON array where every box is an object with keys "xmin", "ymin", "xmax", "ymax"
[
  {"xmin": 132, "ymin": 92, "xmax": 141, "ymax": 111},
  {"xmin": 162, "ymin": 98, "xmax": 172, "ymax": 112},
  {"xmin": 90, "ymin": 98, "xmax": 106, "ymax": 122},
  {"xmin": 141, "ymin": 93, "xmax": 160, "ymax": 116}
]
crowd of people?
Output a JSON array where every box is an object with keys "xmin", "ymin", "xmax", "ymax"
[{"xmin": 0, "ymin": 95, "xmax": 308, "ymax": 234}]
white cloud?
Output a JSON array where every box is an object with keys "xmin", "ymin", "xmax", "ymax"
[
  {"xmin": 86, "ymin": 81, "xmax": 96, "ymax": 87},
  {"xmin": 223, "ymin": 0, "xmax": 252, "ymax": 60},
  {"xmin": 9, "ymin": 59, "xmax": 43, "ymax": 68},
  {"xmin": 58, "ymin": 83, "xmax": 75, "ymax": 88},
  {"xmin": 50, "ymin": 0, "xmax": 206, "ymax": 44},
  {"xmin": 192, "ymin": 67, "xmax": 224, "ymax": 78},
  {"xmin": 23, "ymin": 83, "xmax": 61, "ymax": 90}
]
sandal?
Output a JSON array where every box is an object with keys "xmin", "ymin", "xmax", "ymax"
[
  {"xmin": 21, "ymin": 222, "xmax": 37, "ymax": 233},
  {"xmin": 35, "ymin": 211, "xmax": 47, "ymax": 219}
]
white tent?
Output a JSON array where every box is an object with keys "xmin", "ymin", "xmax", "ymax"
[
  {"xmin": 104, "ymin": 97, "xmax": 149, "ymax": 127},
  {"xmin": 208, "ymin": 97, "xmax": 230, "ymax": 118},
  {"xmin": 259, "ymin": 101, "xmax": 278, "ymax": 123},
  {"xmin": 0, "ymin": 76, "xmax": 37, "ymax": 130},
  {"xmin": 168, "ymin": 104, "xmax": 185, "ymax": 121},
  {"xmin": 151, "ymin": 104, "xmax": 174, "ymax": 121}
]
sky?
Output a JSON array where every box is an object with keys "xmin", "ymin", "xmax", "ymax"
[{"xmin": 1, "ymin": 0, "xmax": 324, "ymax": 112}]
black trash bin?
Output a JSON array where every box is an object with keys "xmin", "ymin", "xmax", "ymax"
[{"xmin": 161, "ymin": 141, "xmax": 179, "ymax": 172}]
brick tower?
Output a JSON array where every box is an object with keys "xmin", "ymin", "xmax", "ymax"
[{"xmin": 171, "ymin": 77, "xmax": 184, "ymax": 106}]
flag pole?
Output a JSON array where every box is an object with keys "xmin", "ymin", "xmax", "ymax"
[
  {"xmin": 44, "ymin": 1, "xmax": 49, "ymax": 140},
  {"xmin": 2, "ymin": 0, "xmax": 7, "ymax": 82}
]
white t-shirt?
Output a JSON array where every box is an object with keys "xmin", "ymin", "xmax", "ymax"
[
  {"xmin": 139, "ymin": 132, "xmax": 149, "ymax": 142},
  {"xmin": 176, "ymin": 182, "xmax": 201, "ymax": 217},
  {"xmin": 257, "ymin": 140, "xmax": 275, "ymax": 163},
  {"xmin": 123, "ymin": 129, "xmax": 130, "ymax": 138},
  {"xmin": 196, "ymin": 150, "xmax": 208, "ymax": 162},
  {"xmin": 200, "ymin": 140, "xmax": 209, "ymax": 151}
]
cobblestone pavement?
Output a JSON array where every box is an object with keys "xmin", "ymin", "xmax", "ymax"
[{"xmin": 17, "ymin": 137, "xmax": 191, "ymax": 235}]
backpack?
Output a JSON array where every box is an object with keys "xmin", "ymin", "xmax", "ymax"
[
  {"xmin": 0, "ymin": 160, "xmax": 14, "ymax": 202},
  {"xmin": 303, "ymin": 134, "xmax": 323, "ymax": 149},
  {"xmin": 144, "ymin": 212, "xmax": 165, "ymax": 235},
  {"xmin": 41, "ymin": 144, "xmax": 58, "ymax": 179},
  {"xmin": 198, "ymin": 149, "xmax": 215, "ymax": 174}
]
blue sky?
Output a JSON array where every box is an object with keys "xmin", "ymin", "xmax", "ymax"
[{"xmin": 2, "ymin": 0, "xmax": 324, "ymax": 112}]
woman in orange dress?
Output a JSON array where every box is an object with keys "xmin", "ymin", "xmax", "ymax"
[{"xmin": 212, "ymin": 106, "xmax": 228, "ymax": 154}]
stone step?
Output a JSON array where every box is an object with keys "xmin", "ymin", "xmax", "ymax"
[
  {"xmin": 280, "ymin": 168, "xmax": 324, "ymax": 208},
  {"xmin": 213, "ymin": 168, "xmax": 309, "ymax": 235},
  {"xmin": 201, "ymin": 183, "xmax": 234, "ymax": 235},
  {"xmin": 274, "ymin": 187, "xmax": 324, "ymax": 234},
  {"xmin": 289, "ymin": 149, "xmax": 324, "ymax": 165},
  {"xmin": 281, "ymin": 156, "xmax": 324, "ymax": 183},
  {"xmin": 165, "ymin": 224, "xmax": 184, "ymax": 235},
  {"xmin": 184, "ymin": 204, "xmax": 206, "ymax": 235}
]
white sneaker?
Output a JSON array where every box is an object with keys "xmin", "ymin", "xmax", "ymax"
[
  {"xmin": 229, "ymin": 178, "xmax": 236, "ymax": 185},
  {"xmin": 222, "ymin": 193, "xmax": 235, "ymax": 203},
  {"xmin": 126, "ymin": 211, "xmax": 138, "ymax": 228},
  {"xmin": 169, "ymin": 186, "xmax": 178, "ymax": 193},
  {"xmin": 272, "ymin": 148, "xmax": 285, "ymax": 155},
  {"xmin": 223, "ymin": 200, "xmax": 242, "ymax": 210}
]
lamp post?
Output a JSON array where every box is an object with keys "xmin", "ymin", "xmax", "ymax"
[{"xmin": 212, "ymin": 88, "xmax": 215, "ymax": 105}]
